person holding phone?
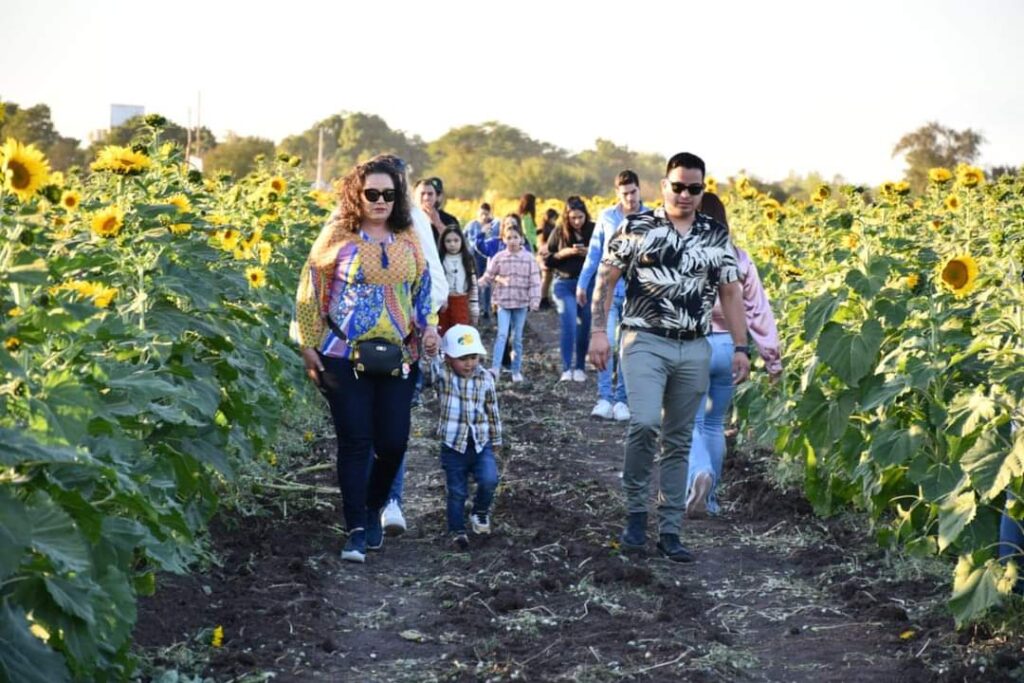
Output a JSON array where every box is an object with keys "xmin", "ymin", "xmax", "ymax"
[{"xmin": 545, "ymin": 196, "xmax": 595, "ymax": 382}]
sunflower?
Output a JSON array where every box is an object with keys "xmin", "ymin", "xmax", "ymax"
[
  {"xmin": 91, "ymin": 145, "xmax": 152, "ymax": 175},
  {"xmin": 938, "ymin": 254, "xmax": 979, "ymax": 297},
  {"xmin": 258, "ymin": 242, "xmax": 272, "ymax": 265},
  {"xmin": 90, "ymin": 206, "xmax": 125, "ymax": 238},
  {"xmin": 268, "ymin": 176, "xmax": 287, "ymax": 195},
  {"xmin": 61, "ymin": 190, "xmax": 82, "ymax": 211},
  {"xmin": 812, "ymin": 185, "xmax": 831, "ymax": 203},
  {"xmin": 705, "ymin": 176, "xmax": 718, "ymax": 195},
  {"xmin": 928, "ymin": 167, "xmax": 953, "ymax": 184},
  {"xmin": 763, "ymin": 208, "xmax": 779, "ymax": 222},
  {"xmin": 4, "ymin": 337, "xmax": 21, "ymax": 352},
  {"xmin": 169, "ymin": 223, "xmax": 192, "ymax": 235},
  {"xmin": 894, "ymin": 181, "xmax": 911, "ymax": 195},
  {"xmin": 943, "ymin": 194, "xmax": 961, "ymax": 212},
  {"xmin": 217, "ymin": 228, "xmax": 240, "ymax": 251},
  {"xmin": 90, "ymin": 285, "xmax": 118, "ymax": 308},
  {"xmin": 841, "ymin": 234, "xmax": 859, "ymax": 249},
  {"xmin": 167, "ymin": 194, "xmax": 192, "ymax": 213},
  {"xmin": 880, "ymin": 181, "xmax": 897, "ymax": 197},
  {"xmin": 930, "ymin": 219, "xmax": 942, "ymax": 230},
  {"xmin": 245, "ymin": 266, "xmax": 267, "ymax": 289},
  {"xmin": 1, "ymin": 138, "xmax": 51, "ymax": 202},
  {"xmin": 956, "ymin": 164, "xmax": 984, "ymax": 188},
  {"xmin": 7, "ymin": 307, "xmax": 23, "ymax": 318},
  {"xmin": 904, "ymin": 273, "xmax": 920, "ymax": 289}
]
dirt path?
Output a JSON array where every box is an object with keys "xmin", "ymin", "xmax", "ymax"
[{"xmin": 135, "ymin": 309, "xmax": 1008, "ymax": 682}]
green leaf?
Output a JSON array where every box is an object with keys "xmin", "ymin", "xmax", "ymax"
[
  {"xmin": 869, "ymin": 426, "xmax": 924, "ymax": 467},
  {"xmin": 874, "ymin": 298, "xmax": 908, "ymax": 328},
  {"xmin": 0, "ymin": 602, "xmax": 70, "ymax": 683},
  {"xmin": 961, "ymin": 429, "xmax": 1024, "ymax": 501},
  {"xmin": 818, "ymin": 319, "xmax": 883, "ymax": 388},
  {"xmin": 28, "ymin": 491, "xmax": 91, "ymax": 572},
  {"xmin": 2, "ymin": 259, "xmax": 49, "ymax": 285},
  {"xmin": 0, "ymin": 428, "xmax": 88, "ymax": 467},
  {"xmin": 43, "ymin": 576, "xmax": 96, "ymax": 625},
  {"xmin": 950, "ymin": 556, "xmax": 1004, "ymax": 625},
  {"xmin": 0, "ymin": 489, "xmax": 32, "ymax": 579},
  {"xmin": 859, "ymin": 374, "xmax": 909, "ymax": 411},
  {"xmin": 938, "ymin": 491, "xmax": 976, "ymax": 552},
  {"xmin": 803, "ymin": 291, "xmax": 844, "ymax": 342}
]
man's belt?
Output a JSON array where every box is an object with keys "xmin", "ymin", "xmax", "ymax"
[{"xmin": 623, "ymin": 325, "xmax": 705, "ymax": 341}]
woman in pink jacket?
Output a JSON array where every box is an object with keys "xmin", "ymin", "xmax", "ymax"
[{"xmin": 686, "ymin": 192, "xmax": 783, "ymax": 517}]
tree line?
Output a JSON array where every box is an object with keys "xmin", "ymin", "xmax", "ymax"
[{"xmin": 1, "ymin": 99, "xmax": 1006, "ymax": 199}]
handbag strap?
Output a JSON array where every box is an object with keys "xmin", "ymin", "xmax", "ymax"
[{"xmin": 325, "ymin": 315, "xmax": 413, "ymax": 346}]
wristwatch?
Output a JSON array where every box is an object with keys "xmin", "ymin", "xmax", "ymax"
[{"xmin": 734, "ymin": 345, "xmax": 750, "ymax": 358}]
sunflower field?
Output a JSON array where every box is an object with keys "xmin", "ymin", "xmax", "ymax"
[
  {"xmin": 3, "ymin": 117, "xmax": 1024, "ymax": 680},
  {"xmin": 1, "ymin": 123, "xmax": 328, "ymax": 681}
]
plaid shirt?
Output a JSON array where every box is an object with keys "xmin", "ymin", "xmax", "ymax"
[
  {"xmin": 477, "ymin": 249, "xmax": 541, "ymax": 310},
  {"xmin": 433, "ymin": 361, "xmax": 502, "ymax": 453}
]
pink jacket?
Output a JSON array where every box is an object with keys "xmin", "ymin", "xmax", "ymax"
[
  {"xmin": 710, "ymin": 247, "xmax": 783, "ymax": 375},
  {"xmin": 478, "ymin": 249, "xmax": 542, "ymax": 311}
]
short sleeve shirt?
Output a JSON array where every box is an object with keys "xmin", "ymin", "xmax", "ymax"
[{"xmin": 602, "ymin": 208, "xmax": 739, "ymax": 335}]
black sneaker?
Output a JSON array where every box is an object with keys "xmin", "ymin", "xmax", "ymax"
[
  {"xmin": 451, "ymin": 533, "xmax": 469, "ymax": 551},
  {"xmin": 656, "ymin": 533, "xmax": 694, "ymax": 563}
]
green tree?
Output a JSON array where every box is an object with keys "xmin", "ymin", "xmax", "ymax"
[
  {"xmin": 201, "ymin": 133, "xmax": 275, "ymax": 178},
  {"xmin": 0, "ymin": 102, "xmax": 85, "ymax": 171},
  {"xmin": 892, "ymin": 122, "xmax": 985, "ymax": 192},
  {"xmin": 88, "ymin": 115, "xmax": 216, "ymax": 159}
]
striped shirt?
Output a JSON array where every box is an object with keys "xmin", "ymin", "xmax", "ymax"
[
  {"xmin": 434, "ymin": 361, "xmax": 502, "ymax": 453},
  {"xmin": 477, "ymin": 249, "xmax": 541, "ymax": 310}
]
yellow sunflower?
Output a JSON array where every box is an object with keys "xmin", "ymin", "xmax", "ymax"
[
  {"xmin": 904, "ymin": 273, "xmax": 920, "ymax": 289},
  {"xmin": 763, "ymin": 208, "xmax": 779, "ymax": 222},
  {"xmin": 705, "ymin": 176, "xmax": 718, "ymax": 195},
  {"xmin": 894, "ymin": 181, "xmax": 911, "ymax": 195},
  {"xmin": 217, "ymin": 228, "xmax": 240, "ymax": 251},
  {"xmin": 61, "ymin": 190, "xmax": 82, "ymax": 211},
  {"xmin": 841, "ymin": 233, "xmax": 859, "ymax": 249},
  {"xmin": 943, "ymin": 194, "xmax": 961, "ymax": 212},
  {"xmin": 880, "ymin": 181, "xmax": 897, "ymax": 197},
  {"xmin": 268, "ymin": 176, "xmax": 287, "ymax": 195},
  {"xmin": 7, "ymin": 307, "xmax": 23, "ymax": 318},
  {"xmin": 928, "ymin": 167, "xmax": 953, "ymax": 184},
  {"xmin": 258, "ymin": 242, "xmax": 272, "ymax": 265},
  {"xmin": 169, "ymin": 223, "xmax": 192, "ymax": 235},
  {"xmin": 91, "ymin": 145, "xmax": 152, "ymax": 175},
  {"xmin": 938, "ymin": 254, "xmax": 979, "ymax": 297},
  {"xmin": 956, "ymin": 164, "xmax": 984, "ymax": 188},
  {"xmin": 4, "ymin": 337, "xmax": 21, "ymax": 352},
  {"xmin": 1, "ymin": 138, "xmax": 51, "ymax": 202},
  {"xmin": 245, "ymin": 266, "xmax": 267, "ymax": 289},
  {"xmin": 812, "ymin": 185, "xmax": 831, "ymax": 203},
  {"xmin": 90, "ymin": 206, "xmax": 125, "ymax": 238},
  {"xmin": 167, "ymin": 194, "xmax": 192, "ymax": 213}
]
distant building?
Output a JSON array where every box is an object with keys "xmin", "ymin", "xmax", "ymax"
[{"xmin": 110, "ymin": 104, "xmax": 145, "ymax": 128}]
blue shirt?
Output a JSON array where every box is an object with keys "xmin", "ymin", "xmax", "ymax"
[
  {"xmin": 577, "ymin": 202, "xmax": 646, "ymax": 298},
  {"xmin": 464, "ymin": 219, "xmax": 500, "ymax": 255}
]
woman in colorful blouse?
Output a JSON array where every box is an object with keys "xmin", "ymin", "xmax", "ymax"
[{"xmin": 293, "ymin": 158, "xmax": 440, "ymax": 563}]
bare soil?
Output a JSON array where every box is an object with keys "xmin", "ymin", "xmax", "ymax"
[{"xmin": 135, "ymin": 309, "xmax": 1024, "ymax": 682}]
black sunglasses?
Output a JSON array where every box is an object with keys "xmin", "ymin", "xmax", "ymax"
[
  {"xmin": 670, "ymin": 182, "xmax": 705, "ymax": 196},
  {"xmin": 363, "ymin": 188, "xmax": 397, "ymax": 203}
]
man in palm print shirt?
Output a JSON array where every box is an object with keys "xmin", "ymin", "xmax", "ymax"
[{"xmin": 588, "ymin": 152, "xmax": 750, "ymax": 562}]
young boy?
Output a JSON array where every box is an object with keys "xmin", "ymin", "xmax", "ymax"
[{"xmin": 434, "ymin": 324, "xmax": 502, "ymax": 550}]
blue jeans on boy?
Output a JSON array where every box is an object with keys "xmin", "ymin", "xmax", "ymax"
[
  {"xmin": 553, "ymin": 277, "xmax": 591, "ymax": 372},
  {"xmin": 493, "ymin": 307, "xmax": 527, "ymax": 374},
  {"xmin": 999, "ymin": 496, "xmax": 1024, "ymax": 595},
  {"xmin": 440, "ymin": 436, "xmax": 499, "ymax": 533},
  {"xmin": 686, "ymin": 332, "xmax": 735, "ymax": 515},
  {"xmin": 597, "ymin": 294, "xmax": 627, "ymax": 403}
]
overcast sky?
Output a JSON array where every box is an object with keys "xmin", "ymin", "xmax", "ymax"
[{"xmin": 3, "ymin": 0, "xmax": 1023, "ymax": 185}]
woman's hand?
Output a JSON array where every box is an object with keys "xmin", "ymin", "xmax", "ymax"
[
  {"xmin": 556, "ymin": 247, "xmax": 578, "ymax": 259},
  {"xmin": 422, "ymin": 325, "xmax": 441, "ymax": 357},
  {"xmin": 300, "ymin": 347, "xmax": 324, "ymax": 387}
]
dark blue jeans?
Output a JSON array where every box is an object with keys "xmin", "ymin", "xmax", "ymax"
[
  {"xmin": 440, "ymin": 436, "xmax": 499, "ymax": 533},
  {"xmin": 318, "ymin": 354, "xmax": 418, "ymax": 531}
]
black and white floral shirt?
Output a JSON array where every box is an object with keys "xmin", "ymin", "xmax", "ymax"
[{"xmin": 602, "ymin": 208, "xmax": 739, "ymax": 334}]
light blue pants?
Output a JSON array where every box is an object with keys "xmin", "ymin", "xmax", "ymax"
[
  {"xmin": 597, "ymin": 295, "xmax": 627, "ymax": 404},
  {"xmin": 686, "ymin": 332, "xmax": 735, "ymax": 515},
  {"xmin": 493, "ymin": 307, "xmax": 527, "ymax": 374}
]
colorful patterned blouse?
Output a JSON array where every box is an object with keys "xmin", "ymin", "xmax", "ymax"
[{"xmin": 293, "ymin": 230, "xmax": 434, "ymax": 362}]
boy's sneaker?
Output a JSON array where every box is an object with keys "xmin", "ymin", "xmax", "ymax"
[
  {"xmin": 470, "ymin": 511, "xmax": 491, "ymax": 535},
  {"xmin": 451, "ymin": 533, "xmax": 470, "ymax": 551},
  {"xmin": 686, "ymin": 471, "xmax": 712, "ymax": 519},
  {"xmin": 341, "ymin": 529, "xmax": 366, "ymax": 563},
  {"xmin": 382, "ymin": 499, "xmax": 406, "ymax": 536},
  {"xmin": 366, "ymin": 510, "xmax": 384, "ymax": 550},
  {"xmin": 572, "ymin": 369, "xmax": 586, "ymax": 382},
  {"xmin": 559, "ymin": 370, "xmax": 573, "ymax": 382},
  {"xmin": 590, "ymin": 399, "xmax": 613, "ymax": 419},
  {"xmin": 511, "ymin": 372, "xmax": 525, "ymax": 383},
  {"xmin": 611, "ymin": 402, "xmax": 630, "ymax": 422}
]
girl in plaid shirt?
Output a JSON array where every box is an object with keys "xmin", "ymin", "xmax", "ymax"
[
  {"xmin": 477, "ymin": 222, "xmax": 541, "ymax": 382},
  {"xmin": 433, "ymin": 325, "xmax": 502, "ymax": 550}
]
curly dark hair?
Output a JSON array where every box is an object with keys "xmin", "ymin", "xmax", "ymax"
[
  {"xmin": 333, "ymin": 158, "xmax": 412, "ymax": 233},
  {"xmin": 559, "ymin": 195, "xmax": 591, "ymax": 244}
]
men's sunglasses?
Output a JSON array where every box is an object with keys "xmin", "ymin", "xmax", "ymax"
[
  {"xmin": 363, "ymin": 188, "xmax": 397, "ymax": 203},
  {"xmin": 670, "ymin": 182, "xmax": 705, "ymax": 196}
]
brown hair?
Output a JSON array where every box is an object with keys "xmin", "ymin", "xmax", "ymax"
[
  {"xmin": 699, "ymin": 191, "xmax": 729, "ymax": 227},
  {"xmin": 559, "ymin": 196, "xmax": 591, "ymax": 244},
  {"xmin": 333, "ymin": 158, "xmax": 412, "ymax": 234}
]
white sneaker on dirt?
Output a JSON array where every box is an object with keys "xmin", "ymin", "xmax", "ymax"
[
  {"xmin": 686, "ymin": 471, "xmax": 712, "ymax": 519},
  {"xmin": 470, "ymin": 511, "xmax": 491, "ymax": 535},
  {"xmin": 382, "ymin": 499, "xmax": 406, "ymax": 536},
  {"xmin": 591, "ymin": 399, "xmax": 613, "ymax": 419},
  {"xmin": 611, "ymin": 402, "xmax": 630, "ymax": 422},
  {"xmin": 512, "ymin": 372, "xmax": 525, "ymax": 383},
  {"xmin": 559, "ymin": 370, "xmax": 573, "ymax": 382},
  {"xmin": 572, "ymin": 369, "xmax": 586, "ymax": 382}
]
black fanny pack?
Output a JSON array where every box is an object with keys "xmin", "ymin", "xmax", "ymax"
[{"xmin": 327, "ymin": 317, "xmax": 405, "ymax": 377}]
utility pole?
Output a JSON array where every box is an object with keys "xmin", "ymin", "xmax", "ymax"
[{"xmin": 316, "ymin": 126, "xmax": 325, "ymax": 189}]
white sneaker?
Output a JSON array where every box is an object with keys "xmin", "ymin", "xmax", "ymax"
[
  {"xmin": 611, "ymin": 402, "xmax": 630, "ymax": 421},
  {"xmin": 470, "ymin": 511, "xmax": 491, "ymax": 534},
  {"xmin": 511, "ymin": 372, "xmax": 525, "ymax": 383},
  {"xmin": 559, "ymin": 370, "xmax": 573, "ymax": 382},
  {"xmin": 572, "ymin": 369, "xmax": 586, "ymax": 382},
  {"xmin": 382, "ymin": 499, "xmax": 406, "ymax": 536},
  {"xmin": 686, "ymin": 471, "xmax": 712, "ymax": 519},
  {"xmin": 591, "ymin": 399, "xmax": 613, "ymax": 419}
]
